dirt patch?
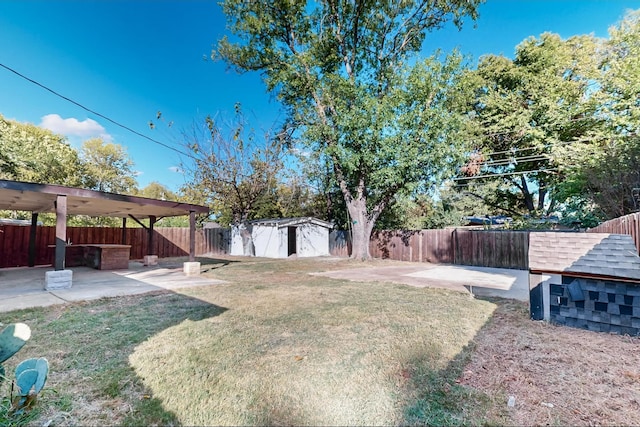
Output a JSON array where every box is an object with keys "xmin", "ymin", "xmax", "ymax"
[{"xmin": 459, "ymin": 299, "xmax": 640, "ymax": 426}]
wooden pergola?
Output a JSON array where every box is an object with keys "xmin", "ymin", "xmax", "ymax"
[{"xmin": 0, "ymin": 179, "xmax": 209, "ymax": 270}]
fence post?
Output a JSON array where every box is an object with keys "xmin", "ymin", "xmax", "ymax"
[{"xmin": 452, "ymin": 228, "xmax": 457, "ymax": 265}]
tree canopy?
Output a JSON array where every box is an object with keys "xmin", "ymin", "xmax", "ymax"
[
  {"xmin": 178, "ymin": 106, "xmax": 284, "ymax": 253},
  {"xmin": 553, "ymin": 10, "xmax": 640, "ymax": 221},
  {"xmin": 79, "ymin": 138, "xmax": 138, "ymax": 194}
]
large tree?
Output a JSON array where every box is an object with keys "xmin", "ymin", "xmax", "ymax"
[
  {"xmin": 0, "ymin": 114, "xmax": 82, "ymax": 224},
  {"xmin": 215, "ymin": 0, "xmax": 481, "ymax": 259},
  {"xmin": 137, "ymin": 181, "xmax": 178, "ymax": 201},
  {"xmin": 459, "ymin": 32, "xmax": 600, "ymax": 216},
  {"xmin": 79, "ymin": 138, "xmax": 138, "ymax": 194}
]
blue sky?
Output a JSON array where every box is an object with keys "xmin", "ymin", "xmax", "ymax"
[{"xmin": 0, "ymin": 0, "xmax": 638, "ymax": 192}]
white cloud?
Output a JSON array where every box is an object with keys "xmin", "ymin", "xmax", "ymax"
[
  {"xmin": 39, "ymin": 114, "xmax": 112, "ymax": 142},
  {"xmin": 290, "ymin": 147, "xmax": 311, "ymax": 157},
  {"xmin": 168, "ymin": 166, "xmax": 183, "ymax": 173}
]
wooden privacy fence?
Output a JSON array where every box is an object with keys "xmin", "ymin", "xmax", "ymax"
[
  {"xmin": 453, "ymin": 229, "xmax": 529, "ymax": 269},
  {"xmin": 588, "ymin": 212, "xmax": 640, "ymax": 254},
  {"xmin": 2, "ymin": 224, "xmax": 530, "ymax": 269},
  {"xmin": 330, "ymin": 228, "xmax": 530, "ymax": 270},
  {"xmin": 0, "ymin": 224, "xmax": 229, "ymax": 268}
]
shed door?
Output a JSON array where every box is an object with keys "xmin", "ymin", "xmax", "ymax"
[{"xmin": 287, "ymin": 226, "xmax": 297, "ymax": 256}]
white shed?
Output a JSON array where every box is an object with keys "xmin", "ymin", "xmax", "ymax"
[{"xmin": 231, "ymin": 217, "xmax": 332, "ymax": 258}]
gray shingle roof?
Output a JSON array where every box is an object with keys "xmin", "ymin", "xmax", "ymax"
[{"xmin": 529, "ymin": 232, "xmax": 640, "ymax": 281}]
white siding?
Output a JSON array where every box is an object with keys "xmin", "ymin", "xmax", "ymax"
[
  {"xmin": 230, "ymin": 225, "xmax": 244, "ymax": 255},
  {"xmin": 278, "ymin": 227, "xmax": 289, "ymax": 258},
  {"xmin": 252, "ymin": 224, "xmax": 283, "ymax": 258},
  {"xmin": 297, "ymin": 223, "xmax": 329, "ymax": 257}
]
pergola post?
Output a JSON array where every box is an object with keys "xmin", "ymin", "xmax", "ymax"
[
  {"xmin": 147, "ymin": 215, "xmax": 156, "ymax": 255},
  {"xmin": 183, "ymin": 211, "xmax": 200, "ymax": 276},
  {"xmin": 27, "ymin": 212, "xmax": 38, "ymax": 267},
  {"xmin": 54, "ymin": 195, "xmax": 67, "ymax": 271},
  {"xmin": 121, "ymin": 217, "xmax": 127, "ymax": 245},
  {"xmin": 189, "ymin": 210, "xmax": 196, "ymax": 262},
  {"xmin": 45, "ymin": 195, "xmax": 73, "ymax": 290}
]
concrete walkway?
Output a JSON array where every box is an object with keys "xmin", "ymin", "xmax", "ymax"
[
  {"xmin": 0, "ymin": 262, "xmax": 226, "ymax": 313},
  {"xmin": 313, "ymin": 264, "xmax": 529, "ymax": 301}
]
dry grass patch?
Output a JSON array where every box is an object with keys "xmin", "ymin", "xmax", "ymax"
[{"xmin": 129, "ymin": 257, "xmax": 498, "ymax": 425}]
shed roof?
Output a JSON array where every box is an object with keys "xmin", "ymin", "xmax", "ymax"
[
  {"xmin": 529, "ymin": 232, "xmax": 640, "ymax": 282},
  {"xmin": 0, "ymin": 179, "xmax": 209, "ymax": 219},
  {"xmin": 250, "ymin": 217, "xmax": 333, "ymax": 229}
]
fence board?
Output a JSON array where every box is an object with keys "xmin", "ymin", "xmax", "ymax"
[
  {"xmin": 588, "ymin": 212, "xmax": 640, "ymax": 254},
  {"xmin": 329, "ymin": 230, "xmax": 351, "ymax": 257}
]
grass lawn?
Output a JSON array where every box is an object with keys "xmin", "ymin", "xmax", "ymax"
[{"xmin": 0, "ymin": 256, "xmax": 502, "ymax": 426}]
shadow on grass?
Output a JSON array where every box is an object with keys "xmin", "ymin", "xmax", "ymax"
[
  {"xmin": 1, "ymin": 290, "xmax": 228, "ymax": 426},
  {"xmin": 400, "ymin": 297, "xmax": 513, "ymax": 426}
]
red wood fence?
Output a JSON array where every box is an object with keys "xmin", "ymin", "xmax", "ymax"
[
  {"xmin": 331, "ymin": 228, "xmax": 530, "ymax": 269},
  {"xmin": 588, "ymin": 212, "xmax": 640, "ymax": 254},
  {"xmin": 0, "ymin": 225, "xmax": 229, "ymax": 268}
]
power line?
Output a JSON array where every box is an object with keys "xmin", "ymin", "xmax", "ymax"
[
  {"xmin": 473, "ymin": 154, "xmax": 550, "ymax": 168},
  {"xmin": 473, "ymin": 144, "xmax": 546, "ymax": 158},
  {"xmin": 0, "ymin": 62, "xmax": 194, "ymax": 160},
  {"xmin": 467, "ymin": 123, "xmax": 605, "ymax": 159},
  {"xmin": 453, "ymin": 167, "xmax": 559, "ymax": 182}
]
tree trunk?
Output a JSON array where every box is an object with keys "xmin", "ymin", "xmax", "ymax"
[
  {"xmin": 520, "ymin": 176, "xmax": 536, "ymax": 213},
  {"xmin": 239, "ymin": 221, "xmax": 255, "ymax": 256},
  {"xmin": 537, "ymin": 185, "xmax": 547, "ymax": 212},
  {"xmin": 346, "ymin": 199, "xmax": 375, "ymax": 260}
]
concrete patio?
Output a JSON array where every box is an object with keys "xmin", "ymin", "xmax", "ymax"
[
  {"xmin": 313, "ymin": 264, "xmax": 530, "ymax": 301},
  {"xmin": 0, "ymin": 261, "xmax": 226, "ymax": 312}
]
